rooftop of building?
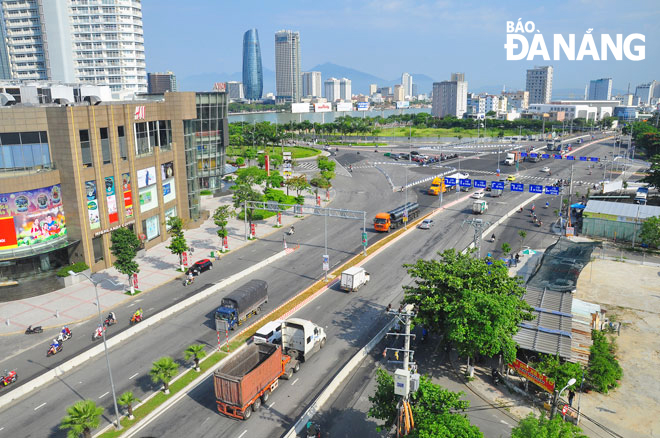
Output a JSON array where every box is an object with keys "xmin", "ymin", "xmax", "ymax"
[{"xmin": 584, "ymin": 200, "xmax": 660, "ymax": 220}]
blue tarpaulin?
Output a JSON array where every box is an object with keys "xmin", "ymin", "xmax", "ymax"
[{"xmin": 571, "ymin": 203, "xmax": 586, "ymax": 209}]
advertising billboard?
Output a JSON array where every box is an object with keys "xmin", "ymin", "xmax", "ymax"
[
  {"xmin": 161, "ymin": 162, "xmax": 174, "ymax": 180},
  {"xmin": 86, "ymin": 180, "xmax": 100, "ymax": 230},
  {"xmin": 357, "ymin": 102, "xmax": 370, "ymax": 111},
  {"xmin": 161, "ymin": 161, "xmax": 176, "ymax": 204},
  {"xmin": 0, "ymin": 184, "xmax": 67, "ymax": 249},
  {"xmin": 291, "ymin": 103, "xmax": 311, "ymax": 113},
  {"xmin": 105, "ymin": 176, "xmax": 118, "ymax": 223},
  {"xmin": 121, "ymin": 173, "xmax": 133, "ymax": 218},
  {"xmin": 336, "ymin": 102, "xmax": 353, "ymax": 112},
  {"xmin": 314, "ymin": 103, "xmax": 332, "ymax": 113},
  {"xmin": 396, "ymin": 101, "xmax": 410, "ymax": 109},
  {"xmin": 137, "ymin": 166, "xmax": 156, "ymax": 188}
]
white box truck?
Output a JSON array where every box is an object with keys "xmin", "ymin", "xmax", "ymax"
[
  {"xmin": 281, "ymin": 318, "xmax": 326, "ymax": 362},
  {"xmin": 472, "ymin": 200, "xmax": 488, "ymax": 214},
  {"xmin": 340, "ymin": 266, "xmax": 370, "ymax": 292}
]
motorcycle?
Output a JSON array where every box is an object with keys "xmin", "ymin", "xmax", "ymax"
[
  {"xmin": 286, "ymin": 227, "xmax": 295, "ymax": 236},
  {"xmin": 92, "ymin": 327, "xmax": 105, "ymax": 341},
  {"xmin": 130, "ymin": 313, "xmax": 144, "ymax": 325},
  {"xmin": 104, "ymin": 317, "xmax": 116, "ymax": 327},
  {"xmin": 491, "ymin": 368, "xmax": 502, "ymax": 385},
  {"xmin": 0, "ymin": 370, "xmax": 17, "ymax": 387},
  {"xmin": 47, "ymin": 344, "xmax": 63, "ymax": 357},
  {"xmin": 57, "ymin": 331, "xmax": 72, "ymax": 343},
  {"xmin": 306, "ymin": 421, "xmax": 321, "ymax": 438},
  {"xmin": 183, "ymin": 277, "xmax": 194, "ymax": 287},
  {"xmin": 25, "ymin": 325, "xmax": 43, "ymax": 335}
]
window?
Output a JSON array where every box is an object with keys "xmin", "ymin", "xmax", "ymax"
[
  {"xmin": 80, "ymin": 129, "xmax": 92, "ymax": 166},
  {"xmin": 92, "ymin": 236, "xmax": 104, "ymax": 263},
  {"xmin": 118, "ymin": 126, "xmax": 127, "ymax": 160},
  {"xmin": 100, "ymin": 127, "xmax": 111, "ymax": 164},
  {"xmin": 158, "ymin": 120, "xmax": 172, "ymax": 150},
  {"xmin": 134, "ymin": 122, "xmax": 150, "ymax": 156}
]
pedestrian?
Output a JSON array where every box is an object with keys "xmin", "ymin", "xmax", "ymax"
[
  {"xmin": 568, "ymin": 389, "xmax": 575, "ymax": 407},
  {"xmin": 515, "ymin": 253, "xmax": 520, "ymax": 265}
]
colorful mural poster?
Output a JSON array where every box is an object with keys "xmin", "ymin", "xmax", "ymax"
[
  {"xmin": 86, "ymin": 180, "xmax": 100, "ymax": 230},
  {"xmin": 122, "ymin": 173, "xmax": 133, "ymax": 219},
  {"xmin": 0, "ymin": 184, "xmax": 67, "ymax": 249},
  {"xmin": 137, "ymin": 166, "xmax": 156, "ymax": 188},
  {"xmin": 105, "ymin": 176, "xmax": 118, "ymax": 223}
]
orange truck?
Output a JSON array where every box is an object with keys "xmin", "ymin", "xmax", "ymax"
[
  {"xmin": 214, "ymin": 343, "xmax": 296, "ymax": 420},
  {"xmin": 373, "ymin": 202, "xmax": 420, "ymax": 232},
  {"xmin": 427, "ymin": 177, "xmax": 446, "ymax": 195}
]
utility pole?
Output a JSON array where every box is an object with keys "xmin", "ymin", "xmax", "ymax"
[
  {"xmin": 567, "ymin": 163, "xmax": 574, "ymax": 230},
  {"xmin": 462, "ymin": 218, "xmax": 491, "ymax": 259}
]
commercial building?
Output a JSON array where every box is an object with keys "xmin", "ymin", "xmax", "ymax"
[
  {"xmin": 225, "ymin": 81, "xmax": 244, "ymax": 100},
  {"xmin": 432, "ymin": 73, "xmax": 468, "ymax": 118},
  {"xmin": 526, "ymin": 66, "xmax": 553, "ymax": 104},
  {"xmin": 583, "ymin": 200, "xmax": 660, "ymax": 243},
  {"xmin": 242, "ymin": 29, "xmax": 263, "ymax": 101},
  {"xmin": 339, "ymin": 78, "xmax": 351, "ymax": 101},
  {"xmin": 324, "ymin": 77, "xmax": 340, "ymax": 102},
  {"xmin": 613, "ymin": 94, "xmax": 634, "ymax": 106},
  {"xmin": 527, "ymin": 100, "xmax": 617, "ymax": 121},
  {"xmin": 0, "ymin": 80, "xmax": 112, "ymax": 104},
  {"xmin": 393, "ymin": 84, "xmax": 404, "ymax": 102},
  {"xmin": 369, "ymin": 84, "xmax": 377, "ymax": 96},
  {"xmin": 0, "ymin": 0, "xmax": 146, "ymax": 97},
  {"xmin": 401, "ymin": 72, "xmax": 413, "ymax": 99},
  {"xmin": 588, "ymin": 78, "xmax": 612, "ymax": 101},
  {"xmin": 147, "ymin": 72, "xmax": 178, "ymax": 94},
  {"xmin": 502, "ymin": 90, "xmax": 529, "ymax": 110},
  {"xmin": 634, "ymin": 81, "xmax": 656, "ymax": 106},
  {"xmin": 301, "ymin": 71, "xmax": 322, "ymax": 98},
  {"xmin": 0, "ymin": 90, "xmax": 228, "ymax": 294},
  {"xmin": 274, "ymin": 30, "xmax": 301, "ymax": 103}
]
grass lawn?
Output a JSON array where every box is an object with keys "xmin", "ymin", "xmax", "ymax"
[
  {"xmin": 228, "ymin": 146, "xmax": 320, "ymax": 160},
  {"xmin": 373, "ymin": 127, "xmax": 535, "ymax": 138},
  {"xmin": 236, "ymin": 192, "xmax": 299, "ymax": 221}
]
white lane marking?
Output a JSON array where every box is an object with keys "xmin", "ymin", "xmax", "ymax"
[
  {"xmin": 99, "ymin": 391, "xmax": 109, "ymax": 399},
  {"xmin": 128, "ymin": 372, "xmax": 139, "ymax": 380},
  {"xmin": 148, "ymin": 307, "xmax": 155, "ymax": 311},
  {"xmin": 34, "ymin": 402, "xmax": 46, "ymax": 411},
  {"xmin": 268, "ymin": 402, "xmax": 275, "ymax": 409},
  {"xmin": 500, "ymin": 420, "xmax": 511, "ymax": 426},
  {"xmin": 238, "ymin": 430, "xmax": 248, "ymax": 438},
  {"xmin": 291, "ymin": 378, "xmax": 299, "ymax": 386},
  {"xmin": 0, "ymin": 426, "xmax": 4, "ymax": 431}
]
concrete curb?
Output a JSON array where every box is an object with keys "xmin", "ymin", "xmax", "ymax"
[
  {"xmin": 283, "ymin": 317, "xmax": 397, "ymax": 438},
  {"xmin": 0, "ymin": 250, "xmax": 288, "ymax": 411}
]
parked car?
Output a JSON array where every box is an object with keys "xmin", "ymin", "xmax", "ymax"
[
  {"xmin": 419, "ymin": 219, "xmax": 434, "ymax": 229},
  {"xmin": 471, "ymin": 191, "xmax": 485, "ymax": 199},
  {"xmin": 187, "ymin": 259, "xmax": 213, "ymax": 275}
]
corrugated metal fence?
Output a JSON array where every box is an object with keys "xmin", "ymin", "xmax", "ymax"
[{"xmin": 582, "ymin": 217, "xmax": 640, "ymax": 242}]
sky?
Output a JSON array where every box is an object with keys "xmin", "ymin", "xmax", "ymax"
[{"xmin": 143, "ymin": 0, "xmax": 659, "ymax": 93}]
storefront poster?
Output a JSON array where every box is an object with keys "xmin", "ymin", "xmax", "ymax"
[
  {"xmin": 122, "ymin": 173, "xmax": 133, "ymax": 218},
  {"xmin": 137, "ymin": 166, "xmax": 156, "ymax": 188},
  {"xmin": 145, "ymin": 215, "xmax": 160, "ymax": 240},
  {"xmin": 105, "ymin": 176, "xmax": 118, "ymax": 223},
  {"xmin": 0, "ymin": 184, "xmax": 67, "ymax": 249},
  {"xmin": 86, "ymin": 180, "xmax": 100, "ymax": 230},
  {"xmin": 161, "ymin": 161, "xmax": 174, "ymax": 180},
  {"xmin": 139, "ymin": 185, "xmax": 158, "ymax": 213}
]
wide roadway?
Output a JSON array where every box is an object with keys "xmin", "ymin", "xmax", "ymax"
[{"xmin": 0, "ymin": 135, "xmax": 613, "ymax": 437}]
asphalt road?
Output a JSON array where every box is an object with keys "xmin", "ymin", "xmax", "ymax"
[{"xmin": 0, "ymin": 133, "xmax": 618, "ymax": 437}]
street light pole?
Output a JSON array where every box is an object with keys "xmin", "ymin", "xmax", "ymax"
[
  {"xmin": 70, "ymin": 271, "xmax": 122, "ymax": 430},
  {"xmin": 550, "ymin": 378, "xmax": 577, "ymax": 419}
]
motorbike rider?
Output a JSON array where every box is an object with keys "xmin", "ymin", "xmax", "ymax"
[
  {"xmin": 134, "ymin": 307, "xmax": 143, "ymax": 321},
  {"xmin": 107, "ymin": 312, "xmax": 116, "ymax": 324},
  {"xmin": 545, "ymin": 201, "xmax": 549, "ymax": 208},
  {"xmin": 62, "ymin": 326, "xmax": 71, "ymax": 337},
  {"xmin": 187, "ymin": 271, "xmax": 194, "ymax": 285},
  {"xmin": 288, "ymin": 225, "xmax": 295, "ymax": 235},
  {"xmin": 95, "ymin": 324, "xmax": 104, "ymax": 338},
  {"xmin": 50, "ymin": 339, "xmax": 60, "ymax": 352},
  {"xmin": 491, "ymin": 233, "xmax": 496, "ymax": 242}
]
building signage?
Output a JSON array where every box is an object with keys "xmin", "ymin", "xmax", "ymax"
[
  {"xmin": 508, "ymin": 358, "xmax": 555, "ymax": 393},
  {"xmin": 122, "ymin": 173, "xmax": 133, "ymax": 218},
  {"xmin": 134, "ymin": 106, "xmax": 145, "ymax": 120},
  {"xmin": 529, "ymin": 184, "xmax": 543, "ymax": 194},
  {"xmin": 105, "ymin": 176, "xmax": 118, "ymax": 224},
  {"xmin": 86, "ymin": 180, "xmax": 100, "ymax": 230},
  {"xmin": 314, "ymin": 103, "xmax": 331, "ymax": 113},
  {"xmin": 213, "ymin": 82, "xmax": 226, "ymax": 92},
  {"xmin": 474, "ymin": 180, "xmax": 487, "ymax": 189},
  {"xmin": 93, "ymin": 221, "xmax": 135, "ymax": 237},
  {"xmin": 357, "ymin": 102, "xmax": 370, "ymax": 111},
  {"xmin": 137, "ymin": 167, "xmax": 156, "ymax": 188}
]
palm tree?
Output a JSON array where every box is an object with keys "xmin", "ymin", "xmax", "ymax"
[
  {"xmin": 149, "ymin": 356, "xmax": 179, "ymax": 394},
  {"xmin": 118, "ymin": 391, "xmax": 141, "ymax": 420},
  {"xmin": 60, "ymin": 400, "xmax": 103, "ymax": 438},
  {"xmin": 184, "ymin": 344, "xmax": 207, "ymax": 372},
  {"xmin": 518, "ymin": 230, "xmax": 527, "ymax": 252}
]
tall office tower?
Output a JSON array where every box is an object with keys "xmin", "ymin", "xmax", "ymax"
[
  {"xmin": 635, "ymin": 81, "xmax": 657, "ymax": 105},
  {"xmin": 302, "ymin": 71, "xmax": 322, "ymax": 97},
  {"xmin": 148, "ymin": 71, "xmax": 178, "ymax": 93},
  {"xmin": 526, "ymin": 66, "xmax": 553, "ymax": 104},
  {"xmin": 275, "ymin": 30, "xmax": 301, "ymax": 102},
  {"xmin": 401, "ymin": 72, "xmax": 413, "ymax": 98},
  {"xmin": 339, "ymin": 77, "xmax": 351, "ymax": 101},
  {"xmin": 393, "ymin": 84, "xmax": 405, "ymax": 101},
  {"xmin": 324, "ymin": 77, "xmax": 340, "ymax": 101},
  {"xmin": 432, "ymin": 73, "xmax": 468, "ymax": 118},
  {"xmin": 588, "ymin": 78, "xmax": 613, "ymax": 100},
  {"xmin": 0, "ymin": 0, "xmax": 146, "ymax": 95},
  {"xmin": 369, "ymin": 83, "xmax": 378, "ymax": 95},
  {"xmin": 242, "ymin": 29, "xmax": 263, "ymax": 100}
]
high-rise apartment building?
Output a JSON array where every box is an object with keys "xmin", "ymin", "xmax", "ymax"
[
  {"xmin": 432, "ymin": 73, "xmax": 468, "ymax": 118},
  {"xmin": 393, "ymin": 84, "xmax": 405, "ymax": 101},
  {"xmin": 148, "ymin": 72, "xmax": 178, "ymax": 94},
  {"xmin": 369, "ymin": 84, "xmax": 378, "ymax": 96},
  {"xmin": 0, "ymin": 0, "xmax": 146, "ymax": 96},
  {"xmin": 302, "ymin": 71, "xmax": 322, "ymax": 98},
  {"xmin": 635, "ymin": 81, "xmax": 657, "ymax": 105},
  {"xmin": 275, "ymin": 30, "xmax": 301, "ymax": 102},
  {"xmin": 242, "ymin": 29, "xmax": 263, "ymax": 100},
  {"xmin": 401, "ymin": 72, "xmax": 413, "ymax": 98},
  {"xmin": 324, "ymin": 77, "xmax": 340, "ymax": 102},
  {"xmin": 526, "ymin": 66, "xmax": 553, "ymax": 104},
  {"xmin": 339, "ymin": 77, "xmax": 351, "ymax": 101},
  {"xmin": 588, "ymin": 78, "xmax": 612, "ymax": 100}
]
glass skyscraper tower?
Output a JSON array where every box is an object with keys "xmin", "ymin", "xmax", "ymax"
[{"xmin": 242, "ymin": 29, "xmax": 263, "ymax": 100}]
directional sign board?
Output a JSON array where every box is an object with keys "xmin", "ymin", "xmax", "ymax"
[
  {"xmin": 553, "ymin": 154, "xmax": 562, "ymax": 159},
  {"xmin": 491, "ymin": 181, "xmax": 505, "ymax": 190},
  {"xmin": 566, "ymin": 156, "xmax": 575, "ymax": 160},
  {"xmin": 459, "ymin": 178, "xmax": 472, "ymax": 188},
  {"xmin": 542, "ymin": 154, "xmax": 550, "ymax": 159},
  {"xmin": 589, "ymin": 157, "xmax": 599, "ymax": 162},
  {"xmin": 444, "ymin": 177, "xmax": 456, "ymax": 186},
  {"xmin": 529, "ymin": 153, "xmax": 538, "ymax": 159},
  {"xmin": 474, "ymin": 180, "xmax": 487, "ymax": 189},
  {"xmin": 521, "ymin": 152, "xmax": 528, "ymax": 157},
  {"xmin": 529, "ymin": 184, "xmax": 543, "ymax": 194},
  {"xmin": 510, "ymin": 183, "xmax": 524, "ymax": 192},
  {"xmin": 545, "ymin": 186, "xmax": 560, "ymax": 195},
  {"xmin": 579, "ymin": 156, "xmax": 587, "ymax": 161}
]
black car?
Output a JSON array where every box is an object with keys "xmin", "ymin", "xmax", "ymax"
[{"xmin": 187, "ymin": 259, "xmax": 213, "ymax": 275}]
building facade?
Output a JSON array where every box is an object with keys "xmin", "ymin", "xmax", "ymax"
[
  {"xmin": 242, "ymin": 28, "xmax": 263, "ymax": 101},
  {"xmin": 369, "ymin": 84, "xmax": 377, "ymax": 96},
  {"xmin": 527, "ymin": 100, "xmax": 616, "ymax": 121},
  {"xmin": 147, "ymin": 72, "xmax": 178, "ymax": 94},
  {"xmin": 635, "ymin": 81, "xmax": 656, "ymax": 106},
  {"xmin": 225, "ymin": 81, "xmax": 244, "ymax": 100},
  {"xmin": 324, "ymin": 77, "xmax": 340, "ymax": 102},
  {"xmin": 526, "ymin": 66, "xmax": 553, "ymax": 104},
  {"xmin": 393, "ymin": 84, "xmax": 404, "ymax": 102},
  {"xmin": 401, "ymin": 72, "xmax": 413, "ymax": 98},
  {"xmin": 0, "ymin": 0, "xmax": 146, "ymax": 96},
  {"xmin": 588, "ymin": 78, "xmax": 612, "ymax": 101},
  {"xmin": 432, "ymin": 73, "xmax": 467, "ymax": 118},
  {"xmin": 274, "ymin": 30, "xmax": 301, "ymax": 103},
  {"xmin": 339, "ymin": 77, "xmax": 351, "ymax": 101},
  {"xmin": 502, "ymin": 90, "xmax": 529, "ymax": 110},
  {"xmin": 301, "ymin": 71, "xmax": 321, "ymax": 98}
]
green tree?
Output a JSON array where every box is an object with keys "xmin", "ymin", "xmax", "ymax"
[
  {"xmin": 403, "ymin": 249, "xmax": 533, "ymax": 367},
  {"xmin": 213, "ymin": 205, "xmax": 232, "ymax": 251},
  {"xmin": 267, "ymin": 171, "xmax": 284, "ymax": 189},
  {"xmin": 285, "ymin": 175, "xmax": 311, "ymax": 196},
  {"xmin": 486, "ymin": 110, "xmax": 496, "ymax": 117},
  {"xmin": 150, "ymin": 356, "xmax": 179, "ymax": 394},
  {"xmin": 244, "ymin": 148, "xmax": 257, "ymax": 166},
  {"xmin": 117, "ymin": 391, "xmax": 140, "ymax": 420},
  {"xmin": 59, "ymin": 400, "xmax": 104, "ymax": 438},
  {"xmin": 368, "ymin": 369, "xmax": 481, "ymax": 437},
  {"xmin": 518, "ymin": 230, "xmax": 527, "ymax": 252},
  {"xmin": 236, "ymin": 166, "xmax": 267, "ymax": 185},
  {"xmin": 530, "ymin": 354, "xmax": 583, "ymax": 391},
  {"xmin": 184, "ymin": 344, "xmax": 207, "ymax": 371},
  {"xmin": 512, "ymin": 413, "xmax": 587, "ymax": 438},
  {"xmin": 232, "ymin": 183, "xmax": 263, "ymax": 226},
  {"xmin": 501, "ymin": 242, "xmax": 511, "ymax": 258},
  {"xmin": 317, "ymin": 156, "xmax": 336, "ymax": 172},
  {"xmin": 166, "ymin": 216, "xmax": 188, "ymax": 271},
  {"xmin": 639, "ymin": 215, "xmax": 660, "ymax": 248},
  {"xmin": 110, "ymin": 227, "xmax": 141, "ymax": 295},
  {"xmin": 642, "ymin": 154, "xmax": 660, "ymax": 189},
  {"xmin": 586, "ymin": 330, "xmax": 623, "ymax": 393}
]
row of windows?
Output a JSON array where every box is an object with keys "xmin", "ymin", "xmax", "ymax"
[
  {"xmin": 135, "ymin": 121, "xmax": 172, "ymax": 157},
  {"xmin": 0, "ymin": 131, "xmax": 50, "ymax": 171},
  {"xmin": 80, "ymin": 126, "xmax": 127, "ymax": 167}
]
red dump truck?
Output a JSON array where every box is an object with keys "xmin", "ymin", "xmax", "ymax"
[{"xmin": 213, "ymin": 343, "xmax": 296, "ymax": 420}]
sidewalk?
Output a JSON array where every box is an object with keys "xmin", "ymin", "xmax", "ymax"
[{"xmin": 0, "ymin": 186, "xmax": 332, "ymax": 335}]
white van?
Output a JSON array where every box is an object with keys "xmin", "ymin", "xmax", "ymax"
[{"xmin": 253, "ymin": 320, "xmax": 282, "ymax": 344}]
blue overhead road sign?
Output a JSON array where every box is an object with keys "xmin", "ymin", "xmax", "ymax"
[
  {"xmin": 529, "ymin": 184, "xmax": 543, "ymax": 193},
  {"xmin": 474, "ymin": 180, "xmax": 487, "ymax": 188},
  {"xmin": 510, "ymin": 183, "xmax": 524, "ymax": 192}
]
